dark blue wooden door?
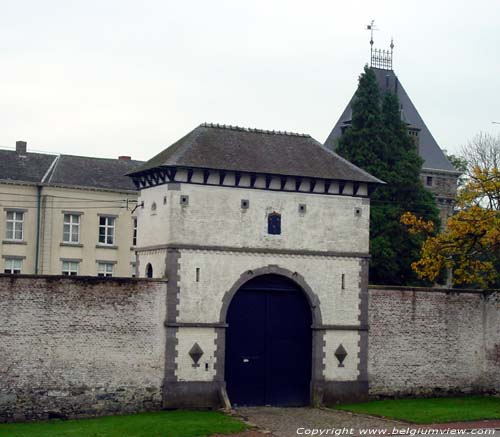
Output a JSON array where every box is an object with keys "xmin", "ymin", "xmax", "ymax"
[{"xmin": 225, "ymin": 274, "xmax": 312, "ymax": 406}]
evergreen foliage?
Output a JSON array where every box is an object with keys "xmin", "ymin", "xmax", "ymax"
[{"xmin": 337, "ymin": 65, "xmax": 440, "ymax": 285}]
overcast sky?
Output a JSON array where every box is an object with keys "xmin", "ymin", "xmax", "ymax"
[{"xmin": 1, "ymin": 0, "xmax": 499, "ymax": 161}]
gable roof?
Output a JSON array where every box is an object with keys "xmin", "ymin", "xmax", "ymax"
[
  {"xmin": 0, "ymin": 148, "xmax": 142, "ymax": 191},
  {"xmin": 324, "ymin": 67, "xmax": 458, "ymax": 173},
  {"xmin": 48, "ymin": 155, "xmax": 142, "ymax": 191},
  {"xmin": 128, "ymin": 123, "xmax": 383, "ymax": 184},
  {"xmin": 0, "ymin": 150, "xmax": 57, "ymax": 184}
]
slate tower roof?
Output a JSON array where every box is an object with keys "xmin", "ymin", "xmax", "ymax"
[
  {"xmin": 324, "ymin": 67, "xmax": 459, "ymax": 173},
  {"xmin": 129, "ymin": 123, "xmax": 383, "ymax": 184}
]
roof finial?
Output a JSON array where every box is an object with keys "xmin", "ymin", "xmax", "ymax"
[
  {"xmin": 368, "ymin": 25, "xmax": 395, "ymax": 71},
  {"xmin": 367, "ymin": 20, "xmax": 377, "ymax": 64}
]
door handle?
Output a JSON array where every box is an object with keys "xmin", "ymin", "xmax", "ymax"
[{"xmin": 241, "ymin": 356, "xmax": 260, "ymax": 363}]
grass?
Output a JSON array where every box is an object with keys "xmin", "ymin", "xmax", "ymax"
[
  {"xmin": 0, "ymin": 410, "xmax": 247, "ymax": 437},
  {"xmin": 332, "ymin": 396, "xmax": 500, "ymax": 424}
]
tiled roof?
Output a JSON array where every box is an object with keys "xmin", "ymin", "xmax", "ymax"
[
  {"xmin": 129, "ymin": 123, "xmax": 383, "ymax": 184},
  {"xmin": 0, "ymin": 148, "xmax": 143, "ymax": 191},
  {"xmin": 324, "ymin": 68, "xmax": 459, "ymax": 173},
  {"xmin": 48, "ymin": 155, "xmax": 142, "ymax": 191},
  {"xmin": 0, "ymin": 150, "xmax": 57, "ymax": 183}
]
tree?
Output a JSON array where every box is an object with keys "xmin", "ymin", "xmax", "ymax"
[
  {"xmin": 402, "ymin": 134, "xmax": 500, "ymax": 288},
  {"xmin": 337, "ymin": 66, "xmax": 440, "ymax": 285},
  {"xmin": 445, "ymin": 153, "xmax": 468, "ymax": 174},
  {"xmin": 337, "ymin": 66, "xmax": 387, "ymax": 177},
  {"xmin": 461, "ymin": 132, "xmax": 500, "ymax": 173}
]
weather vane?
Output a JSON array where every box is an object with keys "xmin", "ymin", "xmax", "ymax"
[{"xmin": 367, "ymin": 20, "xmax": 394, "ymax": 70}]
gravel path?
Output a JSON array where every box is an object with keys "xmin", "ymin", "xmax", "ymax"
[{"xmin": 235, "ymin": 407, "xmax": 404, "ymax": 436}]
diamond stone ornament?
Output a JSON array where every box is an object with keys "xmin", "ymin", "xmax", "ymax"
[
  {"xmin": 334, "ymin": 344, "xmax": 347, "ymax": 367},
  {"xmin": 189, "ymin": 343, "xmax": 204, "ymax": 368}
]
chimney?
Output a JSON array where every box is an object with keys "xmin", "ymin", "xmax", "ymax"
[
  {"xmin": 118, "ymin": 156, "xmax": 131, "ymax": 161},
  {"xmin": 16, "ymin": 140, "xmax": 27, "ymax": 155}
]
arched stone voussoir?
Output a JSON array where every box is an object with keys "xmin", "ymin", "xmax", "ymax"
[{"xmin": 219, "ymin": 264, "xmax": 322, "ymax": 325}]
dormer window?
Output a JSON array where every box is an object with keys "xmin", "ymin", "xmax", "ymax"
[{"xmin": 268, "ymin": 212, "xmax": 281, "ymax": 235}]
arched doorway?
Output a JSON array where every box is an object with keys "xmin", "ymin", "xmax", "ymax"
[
  {"xmin": 146, "ymin": 263, "xmax": 153, "ymax": 278},
  {"xmin": 225, "ymin": 274, "xmax": 312, "ymax": 406}
]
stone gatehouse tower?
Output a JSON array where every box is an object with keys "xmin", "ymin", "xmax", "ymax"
[{"xmin": 128, "ymin": 123, "xmax": 382, "ymax": 407}]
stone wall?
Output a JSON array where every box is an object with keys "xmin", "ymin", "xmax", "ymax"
[
  {"xmin": 420, "ymin": 169, "xmax": 458, "ymax": 226},
  {"xmin": 484, "ymin": 292, "xmax": 500, "ymax": 393},
  {"xmin": 2, "ymin": 277, "xmax": 500, "ymax": 422},
  {"xmin": 0, "ymin": 275, "xmax": 167, "ymax": 422},
  {"xmin": 368, "ymin": 286, "xmax": 500, "ymax": 397}
]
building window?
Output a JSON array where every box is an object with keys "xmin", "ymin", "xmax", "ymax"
[
  {"xmin": 62, "ymin": 261, "xmax": 79, "ymax": 276},
  {"xmin": 98, "ymin": 216, "xmax": 115, "ymax": 245},
  {"xmin": 63, "ymin": 214, "xmax": 80, "ymax": 243},
  {"xmin": 5, "ymin": 211, "xmax": 24, "ymax": 241},
  {"xmin": 268, "ymin": 212, "xmax": 281, "ymax": 235},
  {"xmin": 132, "ymin": 217, "xmax": 137, "ymax": 246},
  {"xmin": 146, "ymin": 263, "xmax": 153, "ymax": 278},
  {"xmin": 426, "ymin": 176, "xmax": 433, "ymax": 187},
  {"xmin": 4, "ymin": 258, "xmax": 22, "ymax": 274},
  {"xmin": 97, "ymin": 262, "xmax": 113, "ymax": 277}
]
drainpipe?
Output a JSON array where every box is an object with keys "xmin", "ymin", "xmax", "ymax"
[
  {"xmin": 35, "ymin": 184, "xmax": 42, "ymax": 274},
  {"xmin": 37, "ymin": 154, "xmax": 59, "ymax": 274}
]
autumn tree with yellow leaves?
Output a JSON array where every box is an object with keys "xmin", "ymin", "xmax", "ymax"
[{"xmin": 402, "ymin": 133, "xmax": 500, "ymax": 288}]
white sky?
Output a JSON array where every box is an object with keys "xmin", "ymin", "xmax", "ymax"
[{"xmin": 1, "ymin": 0, "xmax": 499, "ymax": 161}]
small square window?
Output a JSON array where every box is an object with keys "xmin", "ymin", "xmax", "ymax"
[
  {"xmin": 426, "ymin": 176, "xmax": 433, "ymax": 187},
  {"xmin": 241, "ymin": 199, "xmax": 249, "ymax": 209},
  {"xmin": 354, "ymin": 207, "xmax": 362, "ymax": 217},
  {"xmin": 298, "ymin": 204, "xmax": 307, "ymax": 214},
  {"xmin": 4, "ymin": 258, "xmax": 22, "ymax": 274},
  {"xmin": 180, "ymin": 195, "xmax": 189, "ymax": 206},
  {"xmin": 62, "ymin": 261, "xmax": 79, "ymax": 276},
  {"xmin": 268, "ymin": 212, "xmax": 281, "ymax": 235},
  {"xmin": 97, "ymin": 262, "xmax": 114, "ymax": 277}
]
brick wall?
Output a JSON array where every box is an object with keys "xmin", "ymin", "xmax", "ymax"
[
  {"xmin": 368, "ymin": 286, "xmax": 500, "ymax": 397},
  {"xmin": 0, "ymin": 275, "xmax": 167, "ymax": 422}
]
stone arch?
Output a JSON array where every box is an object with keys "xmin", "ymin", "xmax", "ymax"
[{"xmin": 219, "ymin": 265, "xmax": 322, "ymax": 325}]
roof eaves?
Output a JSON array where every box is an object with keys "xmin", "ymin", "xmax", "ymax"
[
  {"xmin": 421, "ymin": 167, "xmax": 463, "ymax": 175},
  {"xmin": 311, "ymin": 139, "xmax": 386, "ymax": 185},
  {"xmin": 0, "ymin": 179, "xmax": 40, "ymax": 187},
  {"xmin": 132, "ymin": 162, "xmax": 385, "ymax": 186},
  {"xmin": 43, "ymin": 182, "xmax": 139, "ymax": 194}
]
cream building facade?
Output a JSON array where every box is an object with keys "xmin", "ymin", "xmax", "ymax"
[{"xmin": 0, "ymin": 141, "xmax": 141, "ymax": 277}]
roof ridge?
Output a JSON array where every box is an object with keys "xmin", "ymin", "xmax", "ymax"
[
  {"xmin": 58, "ymin": 153, "xmax": 143, "ymax": 163},
  {"xmin": 201, "ymin": 122, "xmax": 310, "ymax": 138}
]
